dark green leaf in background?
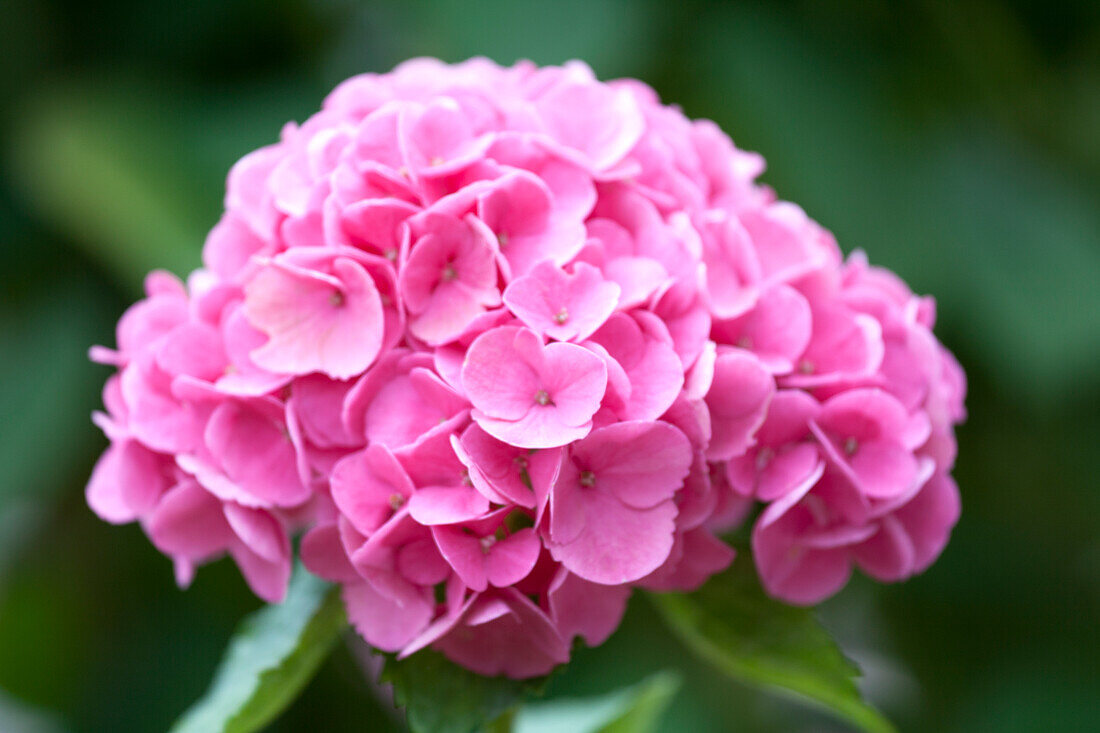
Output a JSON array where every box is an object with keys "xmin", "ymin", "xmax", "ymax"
[
  {"xmin": 171, "ymin": 566, "xmax": 346, "ymax": 733},
  {"xmin": 380, "ymin": 648, "xmax": 549, "ymax": 733},
  {"xmin": 9, "ymin": 85, "xmax": 209, "ymax": 291},
  {"xmin": 649, "ymin": 558, "xmax": 896, "ymax": 733}
]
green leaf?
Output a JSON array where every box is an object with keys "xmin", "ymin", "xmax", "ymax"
[
  {"xmin": 171, "ymin": 566, "xmax": 346, "ymax": 733},
  {"xmin": 648, "ymin": 559, "xmax": 896, "ymax": 733},
  {"xmin": 515, "ymin": 671, "xmax": 680, "ymax": 733},
  {"xmin": 380, "ymin": 649, "xmax": 549, "ymax": 733},
  {"xmin": 9, "ymin": 84, "xmax": 208, "ymax": 291}
]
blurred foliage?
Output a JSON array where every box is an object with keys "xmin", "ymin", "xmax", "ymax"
[
  {"xmin": 1, "ymin": 0, "xmax": 1097, "ymax": 730},
  {"xmin": 649, "ymin": 560, "xmax": 894, "ymax": 732},
  {"xmin": 172, "ymin": 568, "xmax": 345, "ymax": 733}
]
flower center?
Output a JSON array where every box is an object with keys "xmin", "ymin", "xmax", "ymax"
[
  {"xmin": 843, "ymin": 437, "xmax": 859, "ymax": 456},
  {"xmin": 497, "ymin": 231, "xmax": 509, "ymax": 247},
  {"xmin": 798, "ymin": 359, "xmax": 814, "ymax": 374},
  {"xmin": 736, "ymin": 336, "xmax": 752, "ymax": 349},
  {"xmin": 329, "ymin": 291, "xmax": 345, "ymax": 307},
  {"xmin": 534, "ymin": 389, "xmax": 552, "ymax": 406},
  {"xmin": 479, "ymin": 535, "xmax": 496, "ymax": 554},
  {"xmin": 553, "ymin": 308, "xmax": 569, "ymax": 324},
  {"xmin": 441, "ymin": 263, "xmax": 458, "ymax": 282},
  {"xmin": 579, "ymin": 470, "xmax": 596, "ymax": 488},
  {"xmin": 430, "ymin": 156, "xmax": 445, "ymax": 167},
  {"xmin": 388, "ymin": 493, "xmax": 405, "ymax": 510}
]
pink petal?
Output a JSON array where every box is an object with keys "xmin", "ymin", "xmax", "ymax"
[
  {"xmin": 705, "ymin": 350, "xmax": 775, "ymax": 461},
  {"xmin": 461, "ymin": 327, "xmax": 540, "ymax": 420},
  {"xmin": 396, "ymin": 537, "xmax": 451, "ymax": 586},
  {"xmin": 852, "ymin": 516, "xmax": 915, "ymax": 581},
  {"xmin": 230, "ymin": 540, "xmax": 291, "ymax": 603},
  {"xmin": 535, "ymin": 82, "xmax": 644, "ymax": 171},
  {"xmin": 245, "ymin": 256, "xmax": 384, "ymax": 378},
  {"xmin": 572, "ymin": 420, "xmax": 692, "ymax": 509},
  {"xmin": 434, "ymin": 590, "xmax": 569, "ymax": 678},
  {"xmin": 330, "ymin": 445, "xmax": 413, "ymax": 536},
  {"xmin": 503, "ymin": 261, "xmax": 619, "ymax": 342},
  {"xmin": 756, "ymin": 445, "xmax": 824, "ymax": 502},
  {"xmin": 891, "ymin": 471, "xmax": 960, "ymax": 573},
  {"xmin": 406, "ymin": 486, "xmax": 489, "ymax": 526},
  {"xmin": 752, "ymin": 507, "xmax": 853, "ymax": 606},
  {"xmin": 301, "ymin": 524, "xmax": 360, "ymax": 583},
  {"xmin": 205, "ymin": 401, "xmax": 310, "ymax": 507},
  {"xmin": 148, "ymin": 480, "xmax": 233, "ymax": 560},
  {"xmin": 549, "ymin": 490, "xmax": 677, "ymax": 585},
  {"xmin": 343, "ymin": 579, "xmax": 433, "ymax": 652},
  {"xmin": 431, "ymin": 525, "xmax": 490, "ymax": 591},
  {"xmin": 486, "ymin": 529, "xmax": 541, "ymax": 588},
  {"xmin": 223, "ymin": 503, "xmax": 288, "ymax": 564},
  {"xmin": 400, "ymin": 212, "xmax": 500, "ymax": 345},
  {"xmin": 548, "ymin": 568, "xmax": 630, "ymax": 646},
  {"xmin": 713, "ymin": 285, "xmax": 811, "ymax": 374}
]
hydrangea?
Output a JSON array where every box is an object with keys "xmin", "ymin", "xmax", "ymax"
[{"xmin": 87, "ymin": 58, "xmax": 966, "ymax": 678}]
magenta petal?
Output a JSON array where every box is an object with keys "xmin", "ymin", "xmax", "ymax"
[
  {"xmin": 503, "ymin": 261, "xmax": 620, "ymax": 342},
  {"xmin": 756, "ymin": 539, "xmax": 852, "ymax": 606},
  {"xmin": 757, "ymin": 445, "xmax": 823, "ymax": 502},
  {"xmin": 396, "ymin": 537, "xmax": 451, "ymax": 586},
  {"xmin": 852, "ymin": 516, "xmax": 915, "ymax": 581},
  {"xmin": 432, "ymin": 526, "xmax": 489, "ymax": 591},
  {"xmin": 205, "ymin": 401, "xmax": 310, "ymax": 507},
  {"xmin": 223, "ymin": 503, "xmax": 287, "ymax": 563},
  {"xmin": 434, "ymin": 590, "xmax": 569, "ymax": 678},
  {"xmin": 535, "ymin": 81, "xmax": 644, "ymax": 171},
  {"xmin": 343, "ymin": 579, "xmax": 433, "ymax": 652},
  {"xmin": 548, "ymin": 567, "xmax": 630, "ymax": 646},
  {"xmin": 156, "ymin": 322, "xmax": 227, "ymax": 382},
  {"xmin": 572, "ymin": 420, "xmax": 692, "ymax": 509},
  {"xmin": 892, "ymin": 472, "xmax": 960, "ymax": 572},
  {"xmin": 301, "ymin": 524, "xmax": 360, "ymax": 583},
  {"xmin": 705, "ymin": 349, "xmax": 775, "ymax": 461},
  {"xmin": 86, "ymin": 444, "xmax": 139, "ymax": 524},
  {"xmin": 485, "ymin": 529, "xmax": 541, "ymax": 587},
  {"xmin": 289, "ymin": 374, "xmax": 358, "ymax": 449},
  {"xmin": 462, "ymin": 327, "xmax": 539, "ymax": 420},
  {"xmin": 752, "ymin": 508, "xmax": 854, "ymax": 605},
  {"xmin": 406, "ymin": 486, "xmax": 489, "ymax": 526},
  {"xmin": 537, "ymin": 343, "xmax": 608, "ymax": 425},
  {"xmin": 850, "ymin": 440, "xmax": 918, "ymax": 499},
  {"xmin": 817, "ymin": 388, "xmax": 910, "ymax": 440},
  {"xmin": 713, "ymin": 285, "xmax": 811, "ymax": 374},
  {"xmin": 148, "ymin": 480, "xmax": 233, "ymax": 560},
  {"xmin": 548, "ymin": 463, "xmax": 587, "ymax": 545},
  {"xmin": 230, "ymin": 540, "xmax": 291, "ymax": 603},
  {"xmin": 245, "ymin": 255, "xmax": 384, "ymax": 378},
  {"xmin": 330, "ymin": 445, "xmax": 413, "ymax": 536},
  {"xmin": 550, "ymin": 491, "xmax": 677, "ymax": 585}
]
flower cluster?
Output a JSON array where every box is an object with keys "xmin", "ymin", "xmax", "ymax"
[{"xmin": 87, "ymin": 58, "xmax": 965, "ymax": 678}]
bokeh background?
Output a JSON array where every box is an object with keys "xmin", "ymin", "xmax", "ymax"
[{"xmin": 2, "ymin": 1, "xmax": 1098, "ymax": 730}]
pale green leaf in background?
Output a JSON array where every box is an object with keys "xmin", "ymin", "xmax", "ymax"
[
  {"xmin": 171, "ymin": 566, "xmax": 345, "ymax": 733},
  {"xmin": 515, "ymin": 671, "xmax": 680, "ymax": 733}
]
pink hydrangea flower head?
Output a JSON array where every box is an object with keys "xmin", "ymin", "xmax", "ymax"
[{"xmin": 86, "ymin": 57, "xmax": 965, "ymax": 678}]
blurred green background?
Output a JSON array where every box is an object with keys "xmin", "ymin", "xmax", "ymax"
[{"xmin": 1, "ymin": 0, "xmax": 1098, "ymax": 730}]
